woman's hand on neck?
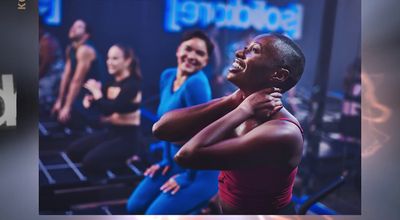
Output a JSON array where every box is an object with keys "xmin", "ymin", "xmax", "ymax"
[{"xmin": 174, "ymin": 69, "xmax": 189, "ymax": 91}]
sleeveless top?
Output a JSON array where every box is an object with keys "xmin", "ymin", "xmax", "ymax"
[
  {"xmin": 93, "ymin": 75, "xmax": 141, "ymax": 126},
  {"xmin": 67, "ymin": 41, "xmax": 106, "ymax": 114},
  {"xmin": 68, "ymin": 40, "xmax": 105, "ymax": 83},
  {"xmin": 218, "ymin": 118, "xmax": 303, "ymax": 213}
]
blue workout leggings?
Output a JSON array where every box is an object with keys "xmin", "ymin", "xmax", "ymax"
[{"xmin": 126, "ymin": 168, "xmax": 219, "ymax": 214}]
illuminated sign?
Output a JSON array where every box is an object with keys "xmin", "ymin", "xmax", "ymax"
[
  {"xmin": 165, "ymin": 0, "xmax": 304, "ymax": 39},
  {"xmin": 39, "ymin": 0, "xmax": 62, "ymax": 26},
  {"xmin": 0, "ymin": 75, "xmax": 16, "ymax": 128}
]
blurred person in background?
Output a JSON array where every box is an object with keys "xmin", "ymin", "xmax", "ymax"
[
  {"xmin": 66, "ymin": 44, "xmax": 142, "ymax": 174},
  {"xmin": 39, "ymin": 17, "xmax": 64, "ymax": 113},
  {"xmin": 51, "ymin": 19, "xmax": 105, "ymax": 128}
]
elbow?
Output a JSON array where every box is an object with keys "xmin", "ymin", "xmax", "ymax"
[
  {"xmin": 173, "ymin": 149, "xmax": 194, "ymax": 168},
  {"xmin": 152, "ymin": 119, "xmax": 171, "ymax": 141},
  {"xmin": 152, "ymin": 121, "xmax": 164, "ymax": 139}
]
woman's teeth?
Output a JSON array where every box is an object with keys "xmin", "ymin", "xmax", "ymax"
[
  {"xmin": 232, "ymin": 61, "xmax": 244, "ymax": 70},
  {"xmin": 230, "ymin": 59, "xmax": 245, "ymax": 71}
]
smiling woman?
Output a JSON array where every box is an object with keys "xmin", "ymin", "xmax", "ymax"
[
  {"xmin": 66, "ymin": 44, "xmax": 142, "ymax": 174},
  {"xmin": 126, "ymin": 30, "xmax": 219, "ymax": 215},
  {"xmin": 154, "ymin": 34, "xmax": 305, "ymax": 214}
]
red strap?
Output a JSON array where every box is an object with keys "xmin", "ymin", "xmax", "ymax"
[{"xmin": 278, "ymin": 117, "xmax": 304, "ymax": 134}]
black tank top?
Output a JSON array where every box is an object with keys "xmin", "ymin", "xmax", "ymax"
[
  {"xmin": 68, "ymin": 41, "xmax": 105, "ymax": 83},
  {"xmin": 67, "ymin": 41, "xmax": 106, "ymax": 115}
]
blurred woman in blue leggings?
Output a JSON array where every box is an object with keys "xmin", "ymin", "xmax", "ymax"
[{"xmin": 126, "ymin": 31, "xmax": 219, "ymax": 214}]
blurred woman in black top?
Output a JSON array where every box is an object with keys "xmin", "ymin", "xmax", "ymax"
[{"xmin": 67, "ymin": 44, "xmax": 142, "ymax": 174}]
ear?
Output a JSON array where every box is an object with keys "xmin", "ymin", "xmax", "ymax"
[
  {"xmin": 271, "ymin": 68, "xmax": 289, "ymax": 82},
  {"xmin": 125, "ymin": 57, "xmax": 133, "ymax": 68}
]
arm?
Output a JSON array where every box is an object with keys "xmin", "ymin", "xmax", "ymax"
[
  {"xmin": 160, "ymin": 171, "xmax": 196, "ymax": 195},
  {"xmin": 51, "ymin": 48, "xmax": 72, "ymax": 114},
  {"xmin": 143, "ymin": 141, "xmax": 171, "ymax": 178},
  {"xmin": 92, "ymin": 80, "xmax": 140, "ymax": 116},
  {"xmin": 82, "ymin": 94, "xmax": 94, "ymax": 109},
  {"xmin": 57, "ymin": 47, "xmax": 73, "ymax": 102},
  {"xmin": 174, "ymin": 109, "xmax": 302, "ymax": 170},
  {"xmin": 174, "ymin": 89, "xmax": 301, "ymax": 170},
  {"xmin": 153, "ymin": 90, "xmax": 243, "ymax": 143},
  {"xmin": 62, "ymin": 45, "xmax": 95, "ymax": 110}
]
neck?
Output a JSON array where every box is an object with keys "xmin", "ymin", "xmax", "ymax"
[
  {"xmin": 72, "ymin": 35, "xmax": 88, "ymax": 48},
  {"xmin": 242, "ymin": 90, "xmax": 252, "ymax": 98},
  {"xmin": 176, "ymin": 68, "xmax": 186, "ymax": 78},
  {"xmin": 115, "ymin": 70, "xmax": 130, "ymax": 82},
  {"xmin": 176, "ymin": 69, "xmax": 188, "ymax": 81},
  {"xmin": 173, "ymin": 69, "xmax": 189, "ymax": 91},
  {"xmin": 241, "ymin": 88, "xmax": 260, "ymax": 98},
  {"xmin": 241, "ymin": 84, "xmax": 276, "ymax": 98}
]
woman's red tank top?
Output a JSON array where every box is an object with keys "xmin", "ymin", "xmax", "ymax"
[{"xmin": 218, "ymin": 118, "xmax": 303, "ymax": 213}]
